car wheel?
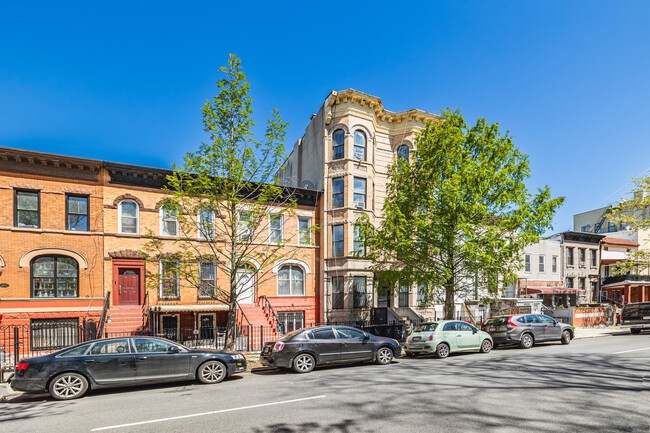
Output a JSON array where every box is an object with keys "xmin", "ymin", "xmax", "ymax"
[
  {"xmin": 519, "ymin": 333, "xmax": 534, "ymax": 349},
  {"xmin": 480, "ymin": 339, "xmax": 492, "ymax": 353},
  {"xmin": 560, "ymin": 330, "xmax": 572, "ymax": 345},
  {"xmin": 49, "ymin": 372, "xmax": 89, "ymax": 400},
  {"xmin": 375, "ymin": 347, "xmax": 394, "ymax": 365},
  {"xmin": 292, "ymin": 353, "xmax": 315, "ymax": 373},
  {"xmin": 434, "ymin": 343, "xmax": 450, "ymax": 359},
  {"xmin": 631, "ymin": 328, "xmax": 641, "ymax": 335},
  {"xmin": 198, "ymin": 360, "xmax": 227, "ymax": 384}
]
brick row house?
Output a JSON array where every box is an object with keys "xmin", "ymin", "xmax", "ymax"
[{"xmin": 0, "ymin": 147, "xmax": 321, "ymax": 349}]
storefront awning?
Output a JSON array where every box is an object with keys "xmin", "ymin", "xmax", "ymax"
[
  {"xmin": 523, "ymin": 287, "xmax": 585, "ymax": 294},
  {"xmin": 151, "ymin": 304, "xmax": 229, "ymax": 312}
]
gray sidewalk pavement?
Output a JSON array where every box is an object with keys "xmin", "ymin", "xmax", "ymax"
[{"xmin": 573, "ymin": 325, "xmax": 630, "ymax": 339}]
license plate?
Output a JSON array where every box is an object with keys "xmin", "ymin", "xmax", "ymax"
[
  {"xmin": 489, "ymin": 327, "xmax": 496, "ymax": 332},
  {"xmin": 412, "ymin": 336, "xmax": 421, "ymax": 342}
]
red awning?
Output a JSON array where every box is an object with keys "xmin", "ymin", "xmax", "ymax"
[{"xmin": 523, "ymin": 287, "xmax": 585, "ymax": 294}]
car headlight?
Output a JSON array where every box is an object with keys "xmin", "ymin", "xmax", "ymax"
[{"xmin": 231, "ymin": 354, "xmax": 245, "ymax": 360}]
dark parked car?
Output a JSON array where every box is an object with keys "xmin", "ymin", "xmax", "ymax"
[
  {"xmin": 621, "ymin": 302, "xmax": 650, "ymax": 334},
  {"xmin": 8, "ymin": 336, "xmax": 247, "ymax": 400},
  {"xmin": 481, "ymin": 314, "xmax": 573, "ymax": 349},
  {"xmin": 260, "ymin": 326, "xmax": 401, "ymax": 373}
]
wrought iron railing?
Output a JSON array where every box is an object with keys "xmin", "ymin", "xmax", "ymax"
[
  {"xmin": 258, "ymin": 295, "xmax": 283, "ymax": 334},
  {"xmin": 602, "ymin": 274, "xmax": 650, "ymax": 286},
  {"xmin": 96, "ymin": 292, "xmax": 111, "ymax": 339}
]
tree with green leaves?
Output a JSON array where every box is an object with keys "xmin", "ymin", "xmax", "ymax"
[
  {"xmin": 357, "ymin": 109, "xmax": 564, "ymax": 319},
  {"xmin": 609, "ymin": 175, "xmax": 650, "ymax": 275},
  {"xmin": 142, "ymin": 54, "xmax": 308, "ymax": 348}
]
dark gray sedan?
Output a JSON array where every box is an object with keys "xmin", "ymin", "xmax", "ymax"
[
  {"xmin": 8, "ymin": 336, "xmax": 247, "ymax": 400},
  {"xmin": 480, "ymin": 314, "xmax": 574, "ymax": 349},
  {"xmin": 260, "ymin": 326, "xmax": 401, "ymax": 373}
]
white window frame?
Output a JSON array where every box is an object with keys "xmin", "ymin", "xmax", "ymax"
[
  {"xmin": 159, "ymin": 260, "xmax": 180, "ymax": 299},
  {"xmin": 159, "ymin": 206, "xmax": 178, "ymax": 237},
  {"xmin": 159, "ymin": 314, "xmax": 180, "ymax": 340},
  {"xmin": 353, "ymin": 130, "xmax": 366, "ymax": 161},
  {"xmin": 552, "ymin": 255, "xmax": 558, "ymax": 273},
  {"xmin": 269, "ymin": 213, "xmax": 284, "ymax": 244},
  {"xmin": 353, "ymin": 177, "xmax": 366, "ymax": 209},
  {"xmin": 538, "ymin": 255, "xmax": 545, "ymax": 273},
  {"xmin": 277, "ymin": 265, "xmax": 305, "ymax": 296},
  {"xmin": 118, "ymin": 200, "xmax": 139, "ymax": 234},
  {"xmin": 199, "ymin": 261, "xmax": 217, "ymax": 298},
  {"xmin": 238, "ymin": 211, "xmax": 254, "ymax": 242},
  {"xmin": 197, "ymin": 208, "xmax": 215, "ymax": 240},
  {"xmin": 298, "ymin": 217, "xmax": 311, "ymax": 245},
  {"xmin": 524, "ymin": 254, "xmax": 531, "ymax": 273}
]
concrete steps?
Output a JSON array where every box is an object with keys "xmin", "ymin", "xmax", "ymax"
[{"xmin": 104, "ymin": 305, "xmax": 147, "ymax": 334}]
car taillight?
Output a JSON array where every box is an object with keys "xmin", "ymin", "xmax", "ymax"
[
  {"xmin": 15, "ymin": 362, "xmax": 29, "ymax": 370},
  {"xmin": 428, "ymin": 335, "xmax": 434, "ymax": 341},
  {"xmin": 507, "ymin": 316, "xmax": 517, "ymax": 328},
  {"xmin": 274, "ymin": 342, "xmax": 285, "ymax": 352}
]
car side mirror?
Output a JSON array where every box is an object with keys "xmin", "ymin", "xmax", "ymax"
[
  {"xmin": 168, "ymin": 346, "xmax": 180, "ymax": 354},
  {"xmin": 363, "ymin": 333, "xmax": 370, "ymax": 340},
  {"xmin": 472, "ymin": 329, "xmax": 477, "ymax": 334}
]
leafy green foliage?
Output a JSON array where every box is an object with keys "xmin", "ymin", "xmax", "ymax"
[{"xmin": 358, "ymin": 109, "xmax": 564, "ymax": 319}]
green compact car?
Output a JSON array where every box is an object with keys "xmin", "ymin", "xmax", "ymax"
[{"xmin": 404, "ymin": 320, "xmax": 493, "ymax": 359}]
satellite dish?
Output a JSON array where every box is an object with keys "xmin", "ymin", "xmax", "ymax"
[{"xmin": 302, "ymin": 181, "xmax": 314, "ymax": 189}]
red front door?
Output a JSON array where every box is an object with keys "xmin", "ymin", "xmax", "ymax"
[{"xmin": 118, "ymin": 269, "xmax": 140, "ymax": 305}]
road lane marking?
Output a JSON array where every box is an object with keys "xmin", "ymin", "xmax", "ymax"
[
  {"xmin": 613, "ymin": 347, "xmax": 650, "ymax": 355},
  {"xmin": 90, "ymin": 395, "xmax": 327, "ymax": 431}
]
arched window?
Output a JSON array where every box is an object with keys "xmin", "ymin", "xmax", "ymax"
[
  {"xmin": 277, "ymin": 265, "xmax": 305, "ymax": 296},
  {"xmin": 159, "ymin": 206, "xmax": 178, "ymax": 237},
  {"xmin": 353, "ymin": 131, "xmax": 366, "ymax": 161},
  {"xmin": 118, "ymin": 200, "xmax": 139, "ymax": 234},
  {"xmin": 397, "ymin": 145, "xmax": 409, "ymax": 161},
  {"xmin": 32, "ymin": 255, "xmax": 79, "ymax": 298},
  {"xmin": 333, "ymin": 130, "xmax": 345, "ymax": 160}
]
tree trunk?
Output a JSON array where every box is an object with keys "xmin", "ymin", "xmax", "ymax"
[
  {"xmin": 444, "ymin": 281, "xmax": 455, "ymax": 320},
  {"xmin": 224, "ymin": 278, "xmax": 238, "ymax": 349}
]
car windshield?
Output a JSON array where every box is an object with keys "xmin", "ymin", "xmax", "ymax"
[
  {"xmin": 483, "ymin": 318, "xmax": 507, "ymax": 326},
  {"xmin": 279, "ymin": 329, "xmax": 304, "ymax": 341},
  {"xmin": 414, "ymin": 323, "xmax": 438, "ymax": 332}
]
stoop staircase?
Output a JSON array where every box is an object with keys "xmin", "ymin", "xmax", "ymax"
[
  {"xmin": 238, "ymin": 303, "xmax": 281, "ymax": 339},
  {"xmin": 104, "ymin": 305, "xmax": 148, "ymax": 336}
]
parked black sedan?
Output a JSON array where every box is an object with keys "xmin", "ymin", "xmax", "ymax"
[
  {"xmin": 8, "ymin": 336, "xmax": 247, "ymax": 400},
  {"xmin": 260, "ymin": 325, "xmax": 401, "ymax": 373}
]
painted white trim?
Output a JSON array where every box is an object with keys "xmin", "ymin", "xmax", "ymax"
[
  {"xmin": 298, "ymin": 216, "xmax": 312, "ymax": 246},
  {"xmin": 159, "ymin": 314, "xmax": 180, "ymax": 338},
  {"xmin": 159, "ymin": 206, "xmax": 178, "ymax": 237},
  {"xmin": 197, "ymin": 209, "xmax": 215, "ymax": 240},
  {"xmin": 118, "ymin": 200, "xmax": 140, "ymax": 235},
  {"xmin": 269, "ymin": 213, "xmax": 284, "ymax": 243}
]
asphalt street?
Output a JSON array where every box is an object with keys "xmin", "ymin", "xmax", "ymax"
[{"xmin": 1, "ymin": 334, "xmax": 648, "ymax": 433}]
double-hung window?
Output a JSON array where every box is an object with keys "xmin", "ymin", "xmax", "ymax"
[
  {"xmin": 333, "ymin": 130, "xmax": 345, "ymax": 160},
  {"xmin": 238, "ymin": 211, "xmax": 254, "ymax": 241},
  {"xmin": 538, "ymin": 255, "xmax": 545, "ymax": 273},
  {"xmin": 579, "ymin": 249, "xmax": 585, "ymax": 266},
  {"xmin": 353, "ymin": 224, "xmax": 365, "ymax": 256},
  {"xmin": 332, "ymin": 178, "xmax": 344, "ymax": 208},
  {"xmin": 332, "ymin": 225, "xmax": 344, "ymax": 257},
  {"xmin": 160, "ymin": 261, "xmax": 179, "ymax": 298},
  {"xmin": 352, "ymin": 276, "xmax": 366, "ymax": 308},
  {"xmin": 198, "ymin": 208, "xmax": 215, "ymax": 240},
  {"xmin": 199, "ymin": 262, "xmax": 217, "ymax": 298},
  {"xmin": 567, "ymin": 248, "xmax": 574, "ymax": 266},
  {"xmin": 160, "ymin": 206, "xmax": 178, "ymax": 237},
  {"xmin": 397, "ymin": 145, "xmax": 409, "ymax": 161},
  {"xmin": 590, "ymin": 250, "xmax": 597, "ymax": 267},
  {"xmin": 15, "ymin": 189, "xmax": 40, "ymax": 228},
  {"xmin": 269, "ymin": 214, "xmax": 283, "ymax": 243},
  {"xmin": 66, "ymin": 195, "xmax": 89, "ymax": 231},
  {"xmin": 524, "ymin": 254, "xmax": 531, "ymax": 272},
  {"xmin": 353, "ymin": 177, "xmax": 366, "ymax": 209},
  {"xmin": 119, "ymin": 200, "xmax": 139, "ymax": 234},
  {"xmin": 552, "ymin": 256, "xmax": 558, "ymax": 273},
  {"xmin": 298, "ymin": 217, "xmax": 311, "ymax": 245},
  {"xmin": 332, "ymin": 277, "xmax": 344, "ymax": 309},
  {"xmin": 353, "ymin": 131, "xmax": 366, "ymax": 161}
]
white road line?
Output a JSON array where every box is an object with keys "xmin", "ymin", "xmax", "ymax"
[
  {"xmin": 91, "ymin": 395, "xmax": 327, "ymax": 431},
  {"xmin": 613, "ymin": 347, "xmax": 650, "ymax": 355}
]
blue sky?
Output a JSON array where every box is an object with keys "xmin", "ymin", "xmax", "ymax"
[{"xmin": 1, "ymin": 1, "xmax": 649, "ymax": 232}]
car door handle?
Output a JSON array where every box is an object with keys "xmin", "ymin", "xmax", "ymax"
[
  {"xmin": 84, "ymin": 360, "xmax": 95, "ymax": 364},
  {"xmin": 137, "ymin": 356, "xmax": 148, "ymax": 360}
]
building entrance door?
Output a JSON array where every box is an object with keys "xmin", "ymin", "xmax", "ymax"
[
  {"xmin": 118, "ymin": 269, "xmax": 140, "ymax": 305},
  {"xmin": 236, "ymin": 268, "xmax": 255, "ymax": 304}
]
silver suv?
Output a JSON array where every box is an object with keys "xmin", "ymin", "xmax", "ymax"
[{"xmin": 480, "ymin": 314, "xmax": 573, "ymax": 349}]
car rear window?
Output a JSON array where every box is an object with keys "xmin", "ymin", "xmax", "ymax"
[
  {"xmin": 279, "ymin": 329, "xmax": 304, "ymax": 341},
  {"xmin": 483, "ymin": 318, "xmax": 507, "ymax": 326},
  {"xmin": 59, "ymin": 343, "xmax": 91, "ymax": 357},
  {"xmin": 414, "ymin": 323, "xmax": 438, "ymax": 332}
]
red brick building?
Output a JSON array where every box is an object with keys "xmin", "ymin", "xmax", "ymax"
[{"xmin": 0, "ymin": 147, "xmax": 321, "ymax": 348}]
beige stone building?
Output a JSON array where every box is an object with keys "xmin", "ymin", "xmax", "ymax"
[{"xmin": 280, "ymin": 89, "xmax": 442, "ymax": 325}]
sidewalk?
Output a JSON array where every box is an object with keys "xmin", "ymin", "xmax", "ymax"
[{"xmin": 573, "ymin": 325, "xmax": 630, "ymax": 339}]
